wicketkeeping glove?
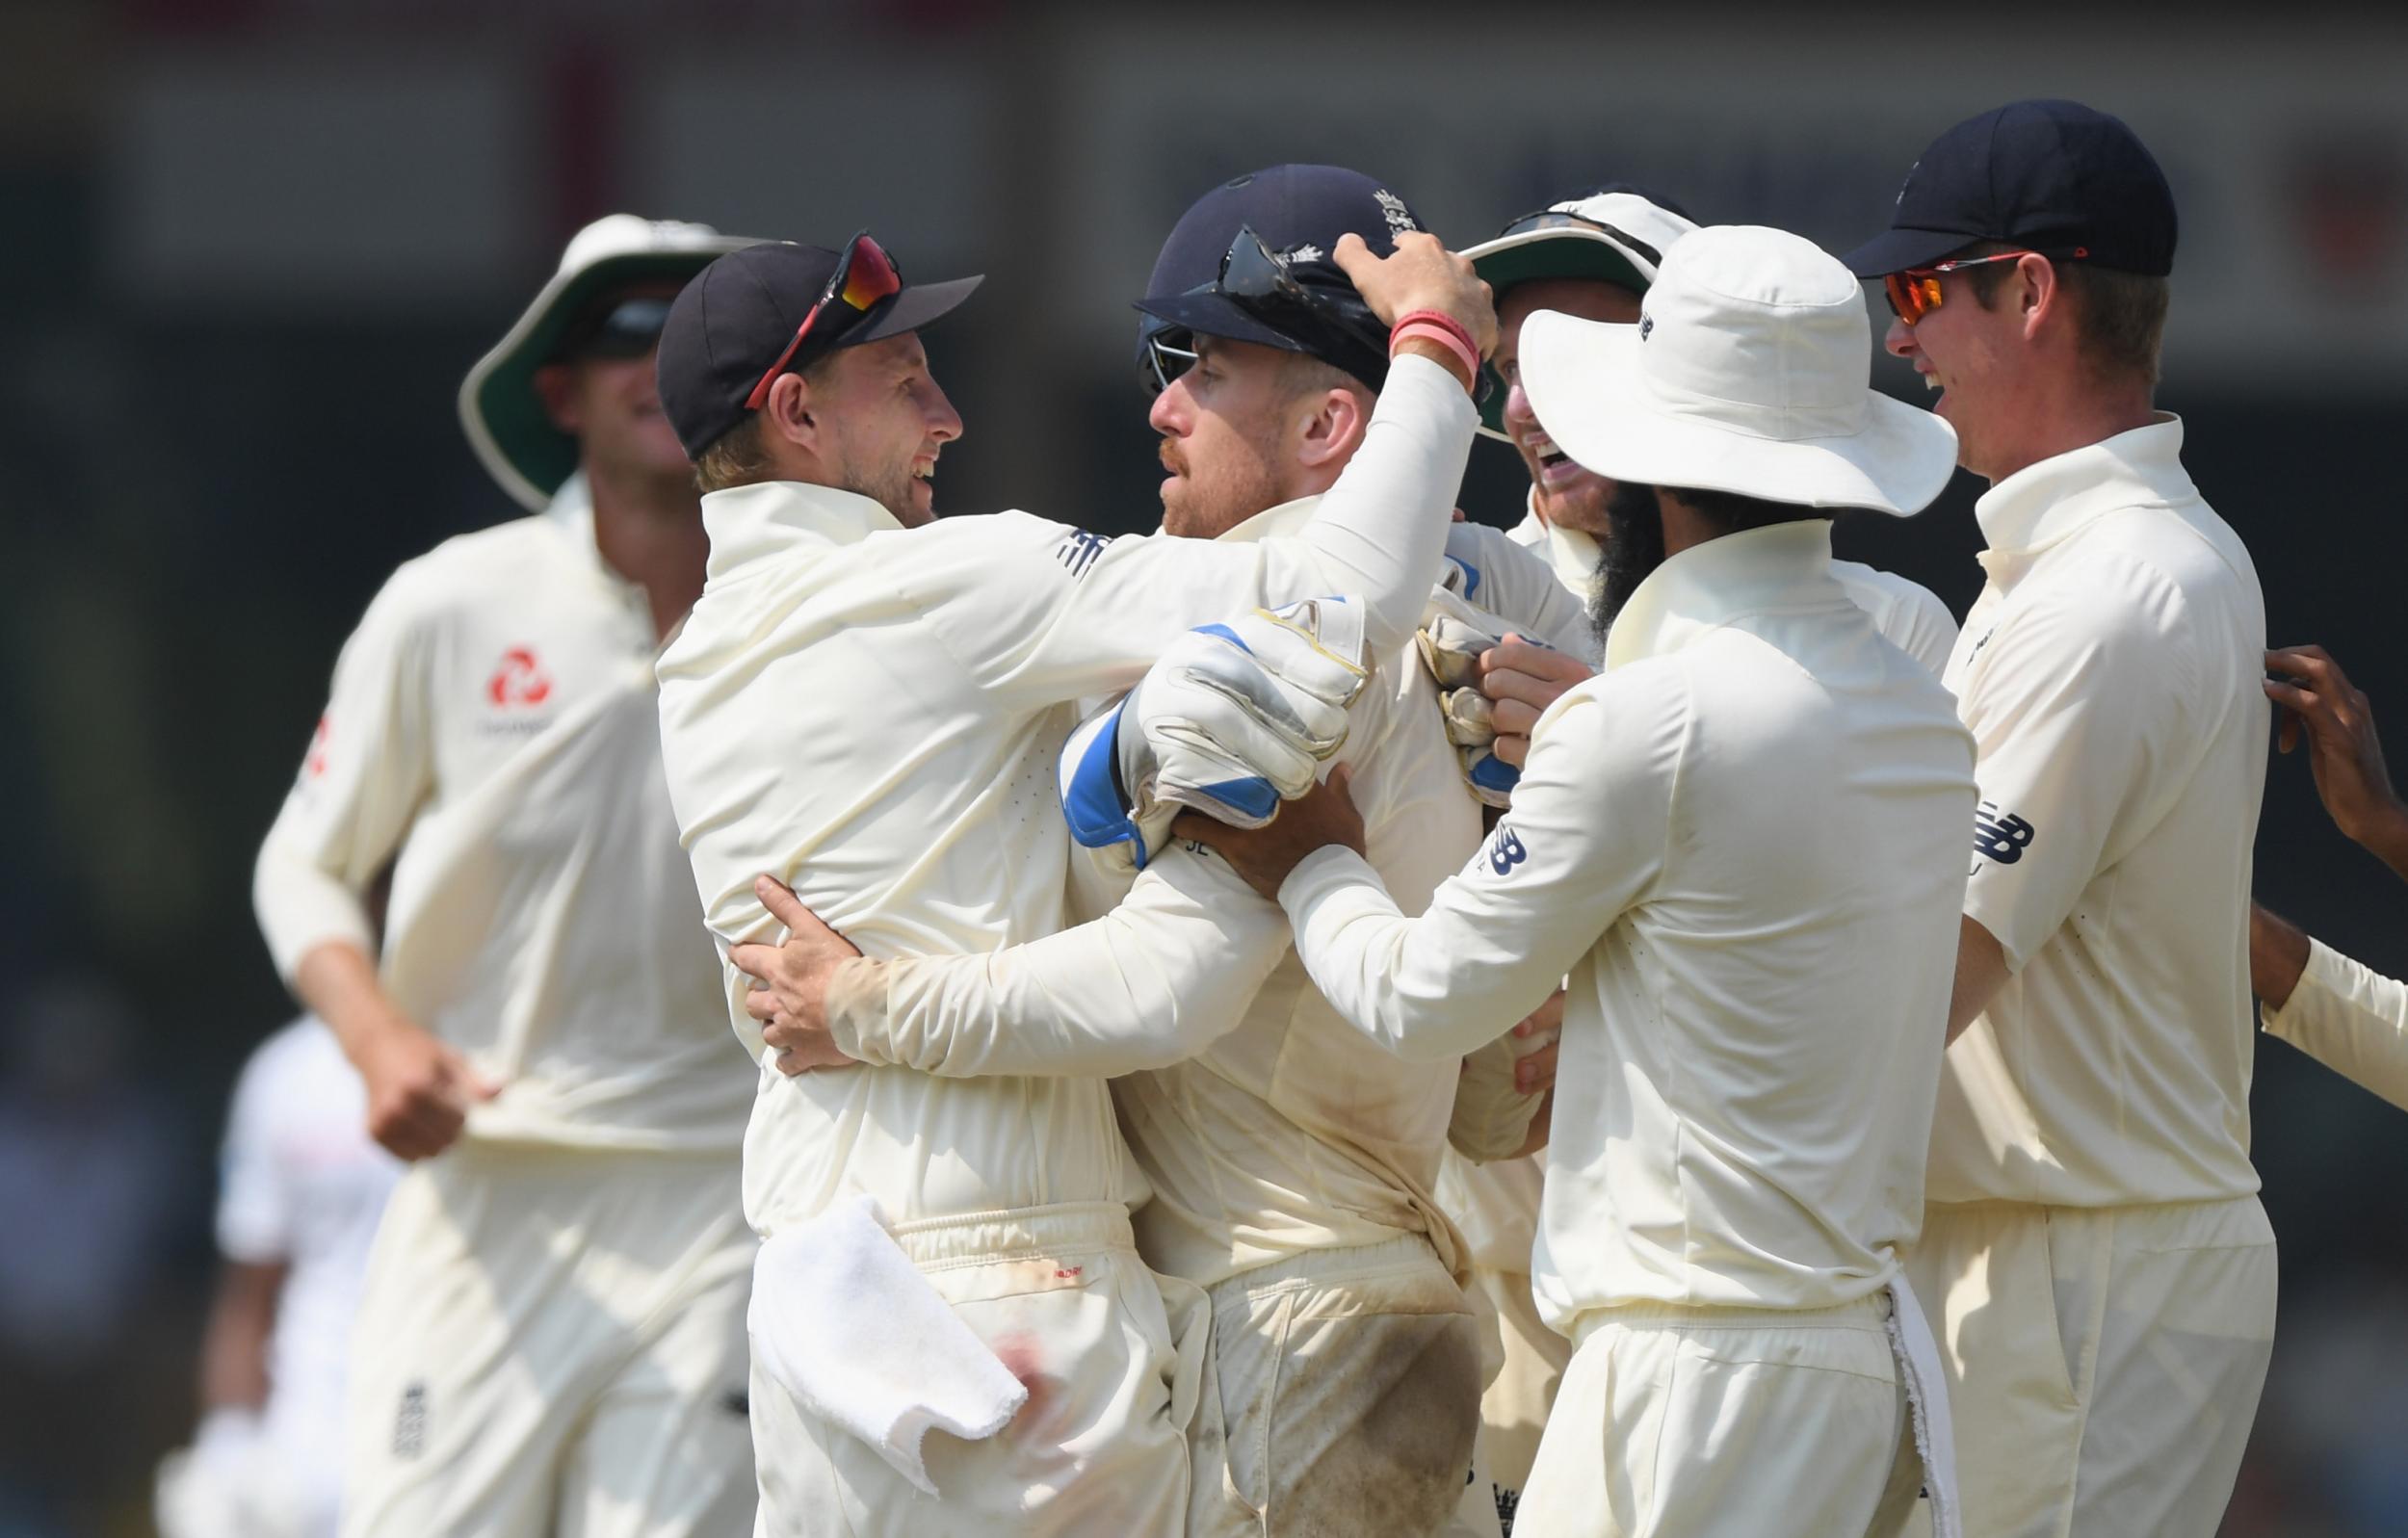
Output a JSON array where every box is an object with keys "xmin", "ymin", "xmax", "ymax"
[
  {"xmin": 1416, "ymin": 585, "xmax": 1532, "ymax": 808},
  {"xmin": 1060, "ymin": 596, "xmax": 1371, "ymax": 872}
]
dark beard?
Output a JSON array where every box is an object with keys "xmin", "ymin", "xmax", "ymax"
[{"xmin": 1590, "ymin": 480, "xmax": 1666, "ymax": 651}]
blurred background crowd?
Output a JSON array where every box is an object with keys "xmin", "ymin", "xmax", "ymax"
[{"xmin": 2, "ymin": 3, "xmax": 2405, "ymax": 1533}]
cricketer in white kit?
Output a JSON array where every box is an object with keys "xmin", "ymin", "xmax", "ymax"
[
  {"xmin": 252, "ymin": 217, "xmax": 763, "ymax": 1538},
  {"xmin": 727, "ymin": 168, "xmax": 1585, "ymax": 1538},
  {"xmin": 1846, "ymin": 100, "xmax": 2279, "ymax": 1538},
  {"xmin": 1188, "ymin": 228, "xmax": 1979, "ymax": 1538},
  {"xmin": 156, "ymin": 1016, "xmax": 399, "ymax": 1538},
  {"xmin": 1453, "ymin": 186, "xmax": 1963, "ymax": 1533},
  {"xmin": 646, "ymin": 226, "xmax": 1493, "ymax": 1536}
]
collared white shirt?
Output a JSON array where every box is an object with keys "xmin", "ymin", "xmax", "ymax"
[
  {"xmin": 252, "ymin": 478, "xmax": 749, "ymax": 1150},
  {"xmin": 217, "ymin": 1016, "xmax": 398, "ymax": 1466},
  {"xmin": 652, "ymin": 357, "xmax": 1477, "ymax": 1237},
  {"xmin": 815, "ymin": 498, "xmax": 1586, "ymax": 1287},
  {"xmin": 1274, "ymin": 520, "xmax": 1976, "ymax": 1325},
  {"xmin": 2262, "ymin": 938, "xmax": 2408, "ymax": 1112},
  {"xmin": 1507, "ymin": 492, "xmax": 1602, "ymax": 600},
  {"xmin": 1932, "ymin": 416, "xmax": 2267, "ymax": 1208}
]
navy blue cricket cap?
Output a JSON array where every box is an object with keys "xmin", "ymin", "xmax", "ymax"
[
  {"xmin": 656, "ymin": 239, "xmax": 982, "ymax": 459},
  {"xmin": 1843, "ymin": 99, "xmax": 2177, "ymax": 279},
  {"xmin": 1136, "ymin": 165, "xmax": 1426, "ymax": 386}
]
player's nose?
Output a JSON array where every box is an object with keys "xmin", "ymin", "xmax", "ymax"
[{"xmin": 1883, "ymin": 316, "xmax": 1918, "ymax": 359}]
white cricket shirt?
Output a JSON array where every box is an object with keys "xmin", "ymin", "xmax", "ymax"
[
  {"xmin": 1931, "ymin": 417, "xmax": 2268, "ymax": 1209},
  {"xmin": 652, "ymin": 355, "xmax": 1476, "ymax": 1238},
  {"xmin": 1506, "ymin": 494, "xmax": 1602, "ymax": 598},
  {"xmin": 1275, "ymin": 520, "xmax": 1977, "ymax": 1326},
  {"xmin": 253, "ymin": 479, "xmax": 750, "ymax": 1150},
  {"xmin": 2262, "ymin": 938, "xmax": 2408, "ymax": 1111},
  {"xmin": 817, "ymin": 498, "xmax": 1586, "ymax": 1287},
  {"xmin": 217, "ymin": 1015, "xmax": 399, "ymax": 1458}
]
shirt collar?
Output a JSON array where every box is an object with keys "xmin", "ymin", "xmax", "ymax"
[
  {"xmin": 542, "ymin": 471, "xmax": 652, "ymax": 613},
  {"xmin": 1602, "ymin": 518, "xmax": 1842, "ymax": 671},
  {"xmin": 699, "ymin": 480, "xmax": 903, "ymax": 581},
  {"xmin": 1973, "ymin": 413, "xmax": 2194, "ymax": 560}
]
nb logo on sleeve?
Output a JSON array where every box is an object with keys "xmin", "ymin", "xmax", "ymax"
[
  {"xmin": 1485, "ymin": 826, "xmax": 1529, "ymax": 875},
  {"xmin": 1054, "ymin": 530, "xmax": 1114, "ymax": 580},
  {"xmin": 1973, "ymin": 800, "xmax": 2036, "ymax": 866}
]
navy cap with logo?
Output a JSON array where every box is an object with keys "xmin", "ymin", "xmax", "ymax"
[
  {"xmin": 655, "ymin": 238, "xmax": 982, "ymax": 459},
  {"xmin": 1136, "ymin": 165, "xmax": 1426, "ymax": 392},
  {"xmin": 1843, "ymin": 99, "xmax": 2177, "ymax": 279}
]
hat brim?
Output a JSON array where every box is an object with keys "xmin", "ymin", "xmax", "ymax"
[
  {"xmin": 1132, "ymin": 293, "xmax": 1315, "ymax": 355},
  {"xmin": 1519, "ymin": 310, "xmax": 1959, "ymax": 517},
  {"xmin": 849, "ymin": 274, "xmax": 985, "ymax": 348},
  {"xmin": 460, "ymin": 244, "xmax": 757, "ymax": 511},
  {"xmin": 1463, "ymin": 228, "xmax": 1657, "ymax": 440},
  {"xmin": 1838, "ymin": 225, "xmax": 1978, "ymax": 279}
]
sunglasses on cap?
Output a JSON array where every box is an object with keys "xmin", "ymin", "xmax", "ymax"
[
  {"xmin": 1143, "ymin": 225, "xmax": 1486, "ymax": 404},
  {"xmin": 1881, "ymin": 246, "xmax": 2089, "ymax": 325},
  {"xmin": 554, "ymin": 296, "xmax": 677, "ymax": 362},
  {"xmin": 1493, "ymin": 208, "xmax": 1666, "ymax": 271},
  {"xmin": 743, "ymin": 230, "xmax": 904, "ymax": 409}
]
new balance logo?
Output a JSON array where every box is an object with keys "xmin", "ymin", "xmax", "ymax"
[
  {"xmin": 1486, "ymin": 826, "xmax": 1529, "ymax": 875},
  {"xmin": 1973, "ymin": 800, "xmax": 2036, "ymax": 866},
  {"xmin": 1054, "ymin": 530, "xmax": 1113, "ymax": 579},
  {"xmin": 393, "ymin": 1382, "xmax": 428, "ymax": 1459}
]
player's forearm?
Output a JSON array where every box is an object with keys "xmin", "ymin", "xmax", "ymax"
[
  {"xmin": 1449, "ymin": 1035, "xmax": 1549, "ymax": 1163},
  {"xmin": 824, "ymin": 879, "xmax": 1293, "ymax": 1078},
  {"xmin": 1296, "ymin": 353, "xmax": 1475, "ymax": 653},
  {"xmin": 293, "ymin": 938, "xmax": 416, "ymax": 1070},
  {"xmin": 1279, "ymin": 847, "xmax": 1558, "ymax": 1063},
  {"xmin": 2262, "ymin": 936, "xmax": 2408, "ymax": 1112},
  {"xmin": 196, "ymin": 1261, "xmax": 284, "ymax": 1412}
]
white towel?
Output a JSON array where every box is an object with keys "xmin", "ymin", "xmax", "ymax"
[
  {"xmin": 1885, "ymin": 1273, "xmax": 1963, "ymax": 1538},
  {"xmin": 748, "ymin": 1194, "xmax": 1029, "ymax": 1495}
]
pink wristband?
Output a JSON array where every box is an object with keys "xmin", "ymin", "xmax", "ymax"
[
  {"xmin": 1391, "ymin": 320, "xmax": 1479, "ymax": 392},
  {"xmin": 1392, "ymin": 309, "xmax": 1481, "ymax": 360}
]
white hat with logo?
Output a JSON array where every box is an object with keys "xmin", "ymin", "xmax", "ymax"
[{"xmin": 1518, "ymin": 223, "xmax": 1958, "ymax": 516}]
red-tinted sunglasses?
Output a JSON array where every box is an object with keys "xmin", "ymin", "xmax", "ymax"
[
  {"xmin": 1881, "ymin": 247, "xmax": 2088, "ymax": 325},
  {"xmin": 743, "ymin": 230, "xmax": 904, "ymax": 408}
]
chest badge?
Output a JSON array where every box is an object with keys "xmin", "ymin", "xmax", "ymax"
[{"xmin": 486, "ymin": 646, "xmax": 554, "ymax": 708}]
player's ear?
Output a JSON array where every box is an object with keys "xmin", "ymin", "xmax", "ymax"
[
  {"xmin": 760, "ymin": 371, "xmax": 820, "ymax": 454},
  {"xmin": 533, "ymin": 363, "xmax": 582, "ymax": 434},
  {"xmin": 1295, "ymin": 385, "xmax": 1370, "ymax": 473}
]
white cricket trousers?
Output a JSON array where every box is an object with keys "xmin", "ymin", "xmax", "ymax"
[
  {"xmin": 340, "ymin": 1142, "xmax": 755, "ymax": 1538},
  {"xmin": 749, "ymin": 1201, "xmax": 1206, "ymax": 1538},
  {"xmin": 1456, "ymin": 1264, "xmax": 1572, "ymax": 1536},
  {"xmin": 1904, "ymin": 1195, "xmax": 2277, "ymax": 1538},
  {"xmin": 1513, "ymin": 1296, "xmax": 1924, "ymax": 1538},
  {"xmin": 1190, "ymin": 1233, "xmax": 1485, "ymax": 1538}
]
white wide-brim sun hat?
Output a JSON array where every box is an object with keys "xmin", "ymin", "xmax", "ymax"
[
  {"xmin": 1518, "ymin": 223, "xmax": 1959, "ymax": 516},
  {"xmin": 459, "ymin": 215, "xmax": 765, "ymax": 511}
]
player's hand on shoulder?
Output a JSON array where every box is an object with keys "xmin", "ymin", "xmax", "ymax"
[
  {"xmin": 1172, "ymin": 764, "xmax": 1367, "ymax": 901},
  {"xmin": 1479, "ymin": 636, "xmax": 1596, "ymax": 769},
  {"xmin": 1332, "ymin": 231, "xmax": 1498, "ymax": 357},
  {"xmin": 356, "ymin": 1017, "xmax": 498, "ymax": 1161},
  {"xmin": 732, "ymin": 875, "xmax": 865, "ymax": 1078}
]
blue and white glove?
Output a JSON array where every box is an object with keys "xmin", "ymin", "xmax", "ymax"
[
  {"xmin": 1060, "ymin": 597, "xmax": 1370, "ymax": 872},
  {"xmin": 1416, "ymin": 587, "xmax": 1532, "ymax": 809}
]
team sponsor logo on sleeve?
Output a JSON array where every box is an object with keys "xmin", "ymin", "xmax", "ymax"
[
  {"xmin": 1053, "ymin": 530, "xmax": 1115, "ymax": 580},
  {"xmin": 1481, "ymin": 824, "xmax": 1530, "ymax": 875},
  {"xmin": 1972, "ymin": 799, "xmax": 2035, "ymax": 867},
  {"xmin": 303, "ymin": 715, "xmax": 331, "ymax": 778}
]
